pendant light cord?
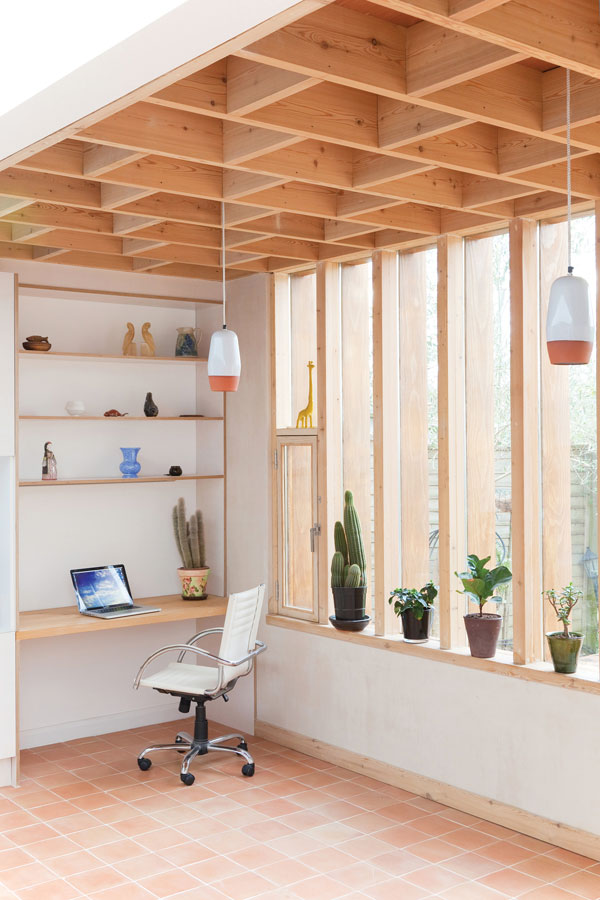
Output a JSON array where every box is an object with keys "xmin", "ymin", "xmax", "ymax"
[
  {"xmin": 566, "ymin": 68, "xmax": 573, "ymax": 273},
  {"xmin": 221, "ymin": 200, "xmax": 227, "ymax": 328}
]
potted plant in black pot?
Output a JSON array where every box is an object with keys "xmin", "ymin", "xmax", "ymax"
[
  {"xmin": 330, "ymin": 490, "xmax": 370, "ymax": 632},
  {"xmin": 456, "ymin": 554, "xmax": 512, "ymax": 658},
  {"xmin": 388, "ymin": 581, "xmax": 437, "ymax": 643},
  {"xmin": 543, "ymin": 583, "xmax": 583, "ymax": 674}
]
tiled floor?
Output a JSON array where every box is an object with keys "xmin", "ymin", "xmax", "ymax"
[{"xmin": 0, "ymin": 720, "xmax": 598, "ymax": 900}]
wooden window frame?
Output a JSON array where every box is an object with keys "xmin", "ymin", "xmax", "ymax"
[{"xmin": 268, "ymin": 210, "xmax": 600, "ymax": 693}]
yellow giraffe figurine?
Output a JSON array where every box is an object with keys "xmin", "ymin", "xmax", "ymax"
[{"xmin": 296, "ymin": 361, "xmax": 315, "ymax": 428}]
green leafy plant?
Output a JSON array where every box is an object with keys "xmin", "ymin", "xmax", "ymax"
[
  {"xmin": 455, "ymin": 554, "xmax": 512, "ymax": 616},
  {"xmin": 543, "ymin": 583, "xmax": 582, "ymax": 638},
  {"xmin": 330, "ymin": 491, "xmax": 366, "ymax": 588},
  {"xmin": 388, "ymin": 581, "xmax": 437, "ymax": 620}
]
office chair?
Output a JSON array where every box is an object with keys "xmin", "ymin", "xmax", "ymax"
[{"xmin": 133, "ymin": 584, "xmax": 266, "ymax": 785}]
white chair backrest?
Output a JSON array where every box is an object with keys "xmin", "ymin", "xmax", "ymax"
[{"xmin": 217, "ymin": 584, "xmax": 265, "ymax": 689}]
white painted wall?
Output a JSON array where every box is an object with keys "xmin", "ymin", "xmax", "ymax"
[{"xmin": 223, "ymin": 271, "xmax": 600, "ymax": 838}]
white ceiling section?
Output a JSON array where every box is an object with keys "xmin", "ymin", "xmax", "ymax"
[{"xmin": 0, "ymin": 0, "xmax": 311, "ymax": 164}]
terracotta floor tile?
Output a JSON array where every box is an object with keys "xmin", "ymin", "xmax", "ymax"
[
  {"xmin": 228, "ymin": 844, "xmax": 285, "ymax": 870},
  {"xmin": 67, "ymin": 866, "xmax": 127, "ymax": 894},
  {"xmin": 442, "ymin": 851, "xmax": 504, "ymax": 879},
  {"xmin": 370, "ymin": 848, "xmax": 428, "ymax": 877},
  {"xmin": 297, "ymin": 847, "xmax": 356, "ymax": 874},
  {"xmin": 4, "ymin": 720, "xmax": 599, "ymax": 900},
  {"xmin": 519, "ymin": 887, "xmax": 584, "ymax": 899},
  {"xmin": 139, "ymin": 868, "xmax": 200, "ymax": 898},
  {"xmin": 0, "ymin": 847, "xmax": 34, "ymax": 869},
  {"xmin": 288, "ymin": 873, "xmax": 350, "ymax": 900},
  {"xmin": 554, "ymin": 870, "xmax": 600, "ymax": 899},
  {"xmin": 0, "ymin": 861, "xmax": 55, "ymax": 891},
  {"xmin": 213, "ymin": 871, "xmax": 276, "ymax": 900},
  {"xmin": 45, "ymin": 849, "xmax": 105, "ymax": 877},
  {"xmin": 479, "ymin": 867, "xmax": 546, "ymax": 896},
  {"xmin": 479, "ymin": 839, "xmax": 538, "ymax": 866},
  {"xmin": 440, "ymin": 882, "xmax": 510, "ymax": 899},
  {"xmin": 362, "ymin": 877, "xmax": 429, "ymax": 900},
  {"xmin": 404, "ymin": 862, "xmax": 467, "ymax": 893},
  {"xmin": 331, "ymin": 861, "xmax": 389, "ymax": 889},
  {"xmin": 17, "ymin": 878, "xmax": 82, "ymax": 900},
  {"xmin": 257, "ymin": 858, "xmax": 316, "ymax": 886},
  {"xmin": 185, "ymin": 855, "xmax": 246, "ymax": 883},
  {"xmin": 516, "ymin": 855, "xmax": 579, "ymax": 883}
]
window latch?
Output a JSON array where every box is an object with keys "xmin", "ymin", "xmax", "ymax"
[{"xmin": 310, "ymin": 523, "xmax": 321, "ymax": 552}]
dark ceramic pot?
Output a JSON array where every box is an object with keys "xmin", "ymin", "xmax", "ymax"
[
  {"xmin": 464, "ymin": 613, "xmax": 502, "ymax": 658},
  {"xmin": 144, "ymin": 392, "xmax": 159, "ymax": 417},
  {"xmin": 332, "ymin": 586, "xmax": 367, "ymax": 621},
  {"xmin": 401, "ymin": 608, "xmax": 433, "ymax": 643},
  {"xmin": 546, "ymin": 632, "xmax": 583, "ymax": 674}
]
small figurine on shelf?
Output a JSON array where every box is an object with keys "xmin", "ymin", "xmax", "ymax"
[
  {"xmin": 144, "ymin": 392, "xmax": 159, "ymax": 417},
  {"xmin": 296, "ymin": 361, "xmax": 315, "ymax": 428},
  {"xmin": 122, "ymin": 322, "xmax": 137, "ymax": 357},
  {"xmin": 140, "ymin": 322, "xmax": 155, "ymax": 357},
  {"xmin": 41, "ymin": 441, "xmax": 57, "ymax": 481}
]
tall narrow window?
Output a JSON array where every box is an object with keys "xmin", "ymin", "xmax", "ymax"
[
  {"xmin": 275, "ymin": 272, "xmax": 317, "ymax": 430},
  {"xmin": 339, "ymin": 261, "xmax": 375, "ymax": 611}
]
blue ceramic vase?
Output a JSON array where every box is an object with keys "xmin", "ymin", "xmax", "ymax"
[{"xmin": 119, "ymin": 447, "xmax": 141, "ymax": 478}]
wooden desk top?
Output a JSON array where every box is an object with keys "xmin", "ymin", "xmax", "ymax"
[{"xmin": 17, "ymin": 594, "xmax": 228, "ymax": 641}]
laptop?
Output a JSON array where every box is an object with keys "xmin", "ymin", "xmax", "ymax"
[{"xmin": 70, "ymin": 564, "xmax": 161, "ymax": 619}]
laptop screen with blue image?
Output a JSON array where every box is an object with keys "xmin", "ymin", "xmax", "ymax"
[{"xmin": 70, "ymin": 564, "xmax": 133, "ymax": 611}]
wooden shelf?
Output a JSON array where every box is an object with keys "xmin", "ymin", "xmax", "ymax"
[
  {"xmin": 19, "ymin": 416, "xmax": 223, "ymax": 422},
  {"xmin": 19, "ymin": 474, "xmax": 224, "ymax": 487},
  {"xmin": 17, "ymin": 594, "xmax": 228, "ymax": 641},
  {"xmin": 19, "ymin": 351, "xmax": 207, "ymax": 364}
]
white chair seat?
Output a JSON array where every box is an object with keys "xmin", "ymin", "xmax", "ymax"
[{"xmin": 140, "ymin": 662, "xmax": 221, "ymax": 695}]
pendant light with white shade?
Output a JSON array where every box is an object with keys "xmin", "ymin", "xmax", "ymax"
[
  {"xmin": 208, "ymin": 202, "xmax": 241, "ymax": 391},
  {"xmin": 546, "ymin": 68, "xmax": 594, "ymax": 365}
]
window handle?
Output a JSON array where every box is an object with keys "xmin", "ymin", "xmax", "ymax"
[{"xmin": 310, "ymin": 523, "xmax": 321, "ymax": 552}]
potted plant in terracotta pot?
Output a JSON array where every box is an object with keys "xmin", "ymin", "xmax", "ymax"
[
  {"xmin": 172, "ymin": 497, "xmax": 210, "ymax": 599},
  {"xmin": 456, "ymin": 554, "xmax": 512, "ymax": 658},
  {"xmin": 388, "ymin": 581, "xmax": 437, "ymax": 643},
  {"xmin": 543, "ymin": 583, "xmax": 583, "ymax": 674},
  {"xmin": 330, "ymin": 491, "xmax": 369, "ymax": 632}
]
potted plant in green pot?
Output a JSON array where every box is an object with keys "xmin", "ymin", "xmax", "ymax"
[
  {"xmin": 456, "ymin": 554, "xmax": 512, "ymax": 658},
  {"xmin": 544, "ymin": 584, "xmax": 583, "ymax": 674},
  {"xmin": 389, "ymin": 582, "xmax": 437, "ymax": 643},
  {"xmin": 172, "ymin": 497, "xmax": 210, "ymax": 599},
  {"xmin": 330, "ymin": 491, "xmax": 370, "ymax": 632}
]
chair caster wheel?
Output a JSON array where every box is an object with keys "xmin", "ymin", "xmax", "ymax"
[
  {"xmin": 175, "ymin": 735, "xmax": 186, "ymax": 754},
  {"xmin": 238, "ymin": 740, "xmax": 248, "ymax": 751},
  {"xmin": 242, "ymin": 763, "xmax": 255, "ymax": 777},
  {"xmin": 180, "ymin": 772, "xmax": 195, "ymax": 786},
  {"xmin": 137, "ymin": 757, "xmax": 152, "ymax": 771}
]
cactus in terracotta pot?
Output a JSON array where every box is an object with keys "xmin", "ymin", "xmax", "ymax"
[{"xmin": 172, "ymin": 498, "xmax": 209, "ymax": 599}]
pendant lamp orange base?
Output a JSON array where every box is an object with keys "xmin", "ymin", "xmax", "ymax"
[
  {"xmin": 547, "ymin": 340, "xmax": 593, "ymax": 365},
  {"xmin": 208, "ymin": 374, "xmax": 240, "ymax": 392}
]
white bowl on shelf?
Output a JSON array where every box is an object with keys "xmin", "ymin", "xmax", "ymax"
[{"xmin": 65, "ymin": 400, "xmax": 86, "ymax": 417}]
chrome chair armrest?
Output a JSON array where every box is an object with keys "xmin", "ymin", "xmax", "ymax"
[
  {"xmin": 134, "ymin": 639, "xmax": 267, "ymax": 688},
  {"xmin": 176, "ymin": 628, "xmax": 224, "ymax": 663}
]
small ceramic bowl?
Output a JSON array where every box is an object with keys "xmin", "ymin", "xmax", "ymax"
[
  {"xmin": 23, "ymin": 341, "xmax": 51, "ymax": 351},
  {"xmin": 65, "ymin": 400, "xmax": 86, "ymax": 417}
]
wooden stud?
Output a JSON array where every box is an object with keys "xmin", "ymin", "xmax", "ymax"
[
  {"xmin": 399, "ymin": 249, "xmax": 431, "ymax": 590},
  {"xmin": 539, "ymin": 220, "xmax": 571, "ymax": 653},
  {"xmin": 316, "ymin": 261, "xmax": 342, "ymax": 624},
  {"xmin": 437, "ymin": 234, "xmax": 466, "ymax": 649},
  {"xmin": 509, "ymin": 217, "xmax": 542, "ymax": 665},
  {"xmin": 372, "ymin": 250, "xmax": 400, "ymax": 635}
]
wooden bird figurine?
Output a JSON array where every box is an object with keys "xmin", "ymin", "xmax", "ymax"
[
  {"xmin": 122, "ymin": 322, "xmax": 136, "ymax": 357},
  {"xmin": 140, "ymin": 322, "xmax": 155, "ymax": 357},
  {"xmin": 296, "ymin": 361, "xmax": 315, "ymax": 428}
]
